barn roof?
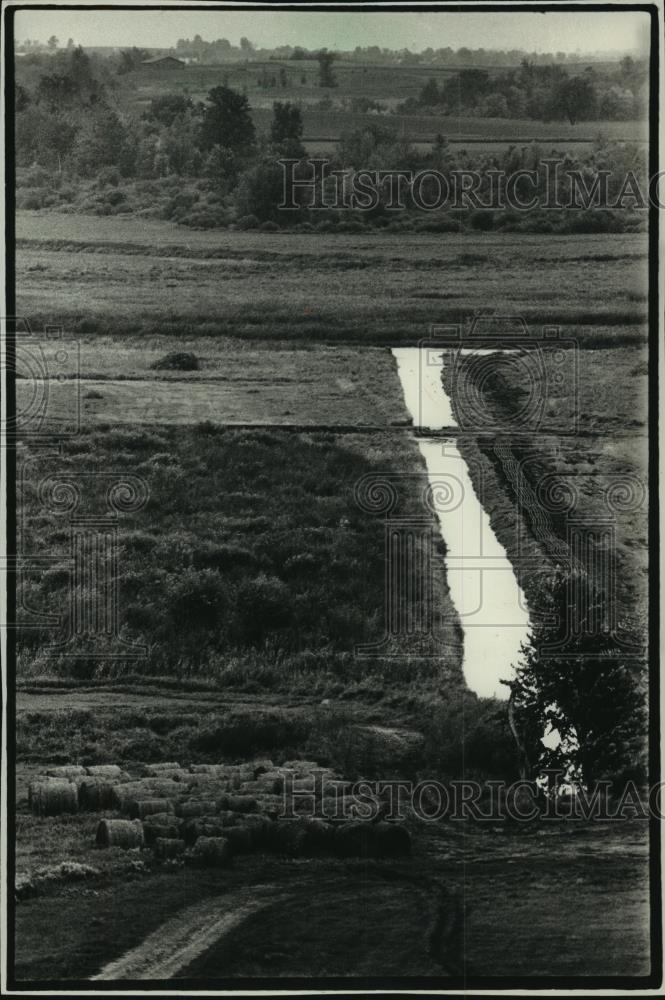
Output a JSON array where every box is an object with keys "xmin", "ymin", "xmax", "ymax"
[{"xmin": 141, "ymin": 56, "xmax": 185, "ymax": 65}]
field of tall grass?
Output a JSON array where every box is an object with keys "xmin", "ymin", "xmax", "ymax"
[{"xmin": 17, "ymin": 424, "xmax": 463, "ymax": 694}]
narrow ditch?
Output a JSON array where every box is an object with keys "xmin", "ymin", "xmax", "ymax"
[{"xmin": 391, "ymin": 347, "xmax": 530, "ymax": 700}]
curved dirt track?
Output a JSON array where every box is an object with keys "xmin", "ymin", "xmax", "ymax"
[{"xmin": 91, "ymin": 885, "xmax": 286, "ymax": 981}]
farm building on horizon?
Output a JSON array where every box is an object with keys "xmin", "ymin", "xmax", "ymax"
[{"xmin": 141, "ymin": 55, "xmax": 185, "ymax": 69}]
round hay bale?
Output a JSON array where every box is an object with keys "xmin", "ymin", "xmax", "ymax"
[
  {"xmin": 252, "ymin": 793, "xmax": 284, "ymax": 815},
  {"xmin": 96, "ymin": 818, "xmax": 144, "ymax": 849},
  {"xmin": 288, "ymin": 778, "xmax": 322, "ymax": 796},
  {"xmin": 256, "ymin": 772, "xmax": 285, "ymax": 794},
  {"xmin": 112, "ymin": 780, "xmax": 179, "ymax": 811},
  {"xmin": 237, "ymin": 780, "xmax": 264, "ymax": 795},
  {"xmin": 131, "ymin": 799, "xmax": 175, "ymax": 821},
  {"xmin": 182, "ymin": 817, "xmax": 226, "ymax": 845},
  {"xmin": 143, "ymin": 819, "xmax": 182, "ymax": 846},
  {"xmin": 175, "ymin": 799, "xmax": 219, "ymax": 819},
  {"xmin": 241, "ymin": 776, "xmax": 285, "ymax": 795},
  {"xmin": 45, "ymin": 765, "xmax": 87, "ymax": 779},
  {"xmin": 189, "ymin": 764, "xmax": 234, "ymax": 777},
  {"xmin": 216, "ymin": 810, "xmax": 247, "ymax": 826},
  {"xmin": 168, "ymin": 769, "xmax": 196, "ymax": 783},
  {"xmin": 282, "ymin": 762, "xmax": 337, "ymax": 780},
  {"xmin": 184, "ymin": 776, "xmax": 232, "ymax": 793},
  {"xmin": 226, "ymin": 795, "xmax": 258, "ymax": 814},
  {"xmin": 154, "ymin": 837, "xmax": 185, "ymax": 860},
  {"xmin": 142, "ymin": 780, "xmax": 181, "ymax": 798},
  {"xmin": 144, "ymin": 762, "xmax": 181, "ymax": 773},
  {"xmin": 29, "ymin": 780, "xmax": 78, "ymax": 817},
  {"xmin": 224, "ymin": 764, "xmax": 255, "ymax": 782},
  {"xmin": 144, "ymin": 811, "xmax": 177, "ymax": 826},
  {"xmin": 188, "ymin": 836, "xmax": 231, "ymax": 867},
  {"xmin": 86, "ymin": 765, "xmax": 127, "ymax": 780},
  {"xmin": 27, "ymin": 776, "xmax": 59, "ymax": 809},
  {"xmin": 76, "ymin": 779, "xmax": 116, "ymax": 812}
]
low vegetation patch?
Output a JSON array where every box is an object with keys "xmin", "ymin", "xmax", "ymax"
[{"xmin": 150, "ymin": 351, "xmax": 199, "ymax": 371}]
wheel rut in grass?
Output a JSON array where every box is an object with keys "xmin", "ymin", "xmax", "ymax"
[{"xmin": 90, "ymin": 884, "xmax": 286, "ymax": 981}]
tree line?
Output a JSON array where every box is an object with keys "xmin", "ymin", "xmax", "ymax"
[
  {"xmin": 406, "ymin": 57, "xmax": 647, "ymax": 122},
  {"xmin": 15, "ymin": 46, "xmax": 647, "ymax": 234}
]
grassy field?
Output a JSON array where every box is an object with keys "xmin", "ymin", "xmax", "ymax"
[
  {"xmin": 16, "ymin": 212, "xmax": 647, "ymax": 343},
  {"xmin": 12, "ymin": 205, "xmax": 653, "ymax": 983}
]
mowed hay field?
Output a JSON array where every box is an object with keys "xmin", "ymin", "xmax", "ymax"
[{"xmin": 17, "ymin": 212, "xmax": 647, "ymax": 342}]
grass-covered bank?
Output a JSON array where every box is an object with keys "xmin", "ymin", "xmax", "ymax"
[{"xmin": 442, "ymin": 342, "xmax": 648, "ymax": 784}]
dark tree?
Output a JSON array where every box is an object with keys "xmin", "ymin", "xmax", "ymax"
[
  {"xmin": 199, "ymin": 86, "xmax": 256, "ymax": 153},
  {"xmin": 269, "ymin": 101, "xmax": 305, "ymax": 156},
  {"xmin": 552, "ymin": 74, "xmax": 597, "ymax": 125},
  {"xmin": 117, "ymin": 47, "xmax": 148, "ymax": 74},
  {"xmin": 316, "ymin": 49, "xmax": 337, "ymax": 88},
  {"xmin": 146, "ymin": 93, "xmax": 195, "ymax": 127},
  {"xmin": 15, "ymin": 83, "xmax": 32, "ymax": 112},
  {"xmin": 418, "ymin": 77, "xmax": 440, "ymax": 106},
  {"xmin": 440, "ymin": 69, "xmax": 491, "ymax": 110}
]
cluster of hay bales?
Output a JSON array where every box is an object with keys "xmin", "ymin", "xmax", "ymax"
[
  {"xmin": 28, "ymin": 764, "xmax": 132, "ymax": 817},
  {"xmin": 29, "ymin": 757, "xmax": 412, "ymax": 866}
]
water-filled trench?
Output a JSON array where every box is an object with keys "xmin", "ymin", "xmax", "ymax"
[{"xmin": 392, "ymin": 347, "xmax": 531, "ymax": 700}]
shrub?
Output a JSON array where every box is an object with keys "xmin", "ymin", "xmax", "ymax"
[
  {"xmin": 96, "ymin": 166, "xmax": 120, "ymax": 187},
  {"xmin": 16, "ymin": 187, "xmax": 58, "ymax": 210},
  {"xmin": 165, "ymin": 568, "xmax": 230, "ymax": 631},
  {"xmin": 150, "ymin": 352, "xmax": 199, "ymax": 371},
  {"xmin": 103, "ymin": 188, "xmax": 126, "ymax": 206},
  {"xmin": 236, "ymin": 214, "xmax": 260, "ymax": 230},
  {"xmin": 180, "ymin": 209, "xmax": 226, "ymax": 229},
  {"xmin": 21, "ymin": 164, "xmax": 53, "ymax": 187},
  {"xmin": 415, "ymin": 216, "xmax": 461, "ymax": 233},
  {"xmin": 566, "ymin": 209, "xmax": 619, "ymax": 234},
  {"xmin": 469, "ymin": 210, "xmax": 495, "ymax": 230},
  {"xmin": 259, "ymin": 220, "xmax": 280, "ymax": 232},
  {"xmin": 336, "ymin": 220, "xmax": 366, "ymax": 233},
  {"xmin": 234, "ymin": 573, "xmax": 292, "ymax": 643},
  {"xmin": 192, "ymin": 708, "xmax": 311, "ymax": 756}
]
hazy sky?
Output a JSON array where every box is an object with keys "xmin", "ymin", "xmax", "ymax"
[{"xmin": 14, "ymin": 4, "xmax": 650, "ymax": 55}]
